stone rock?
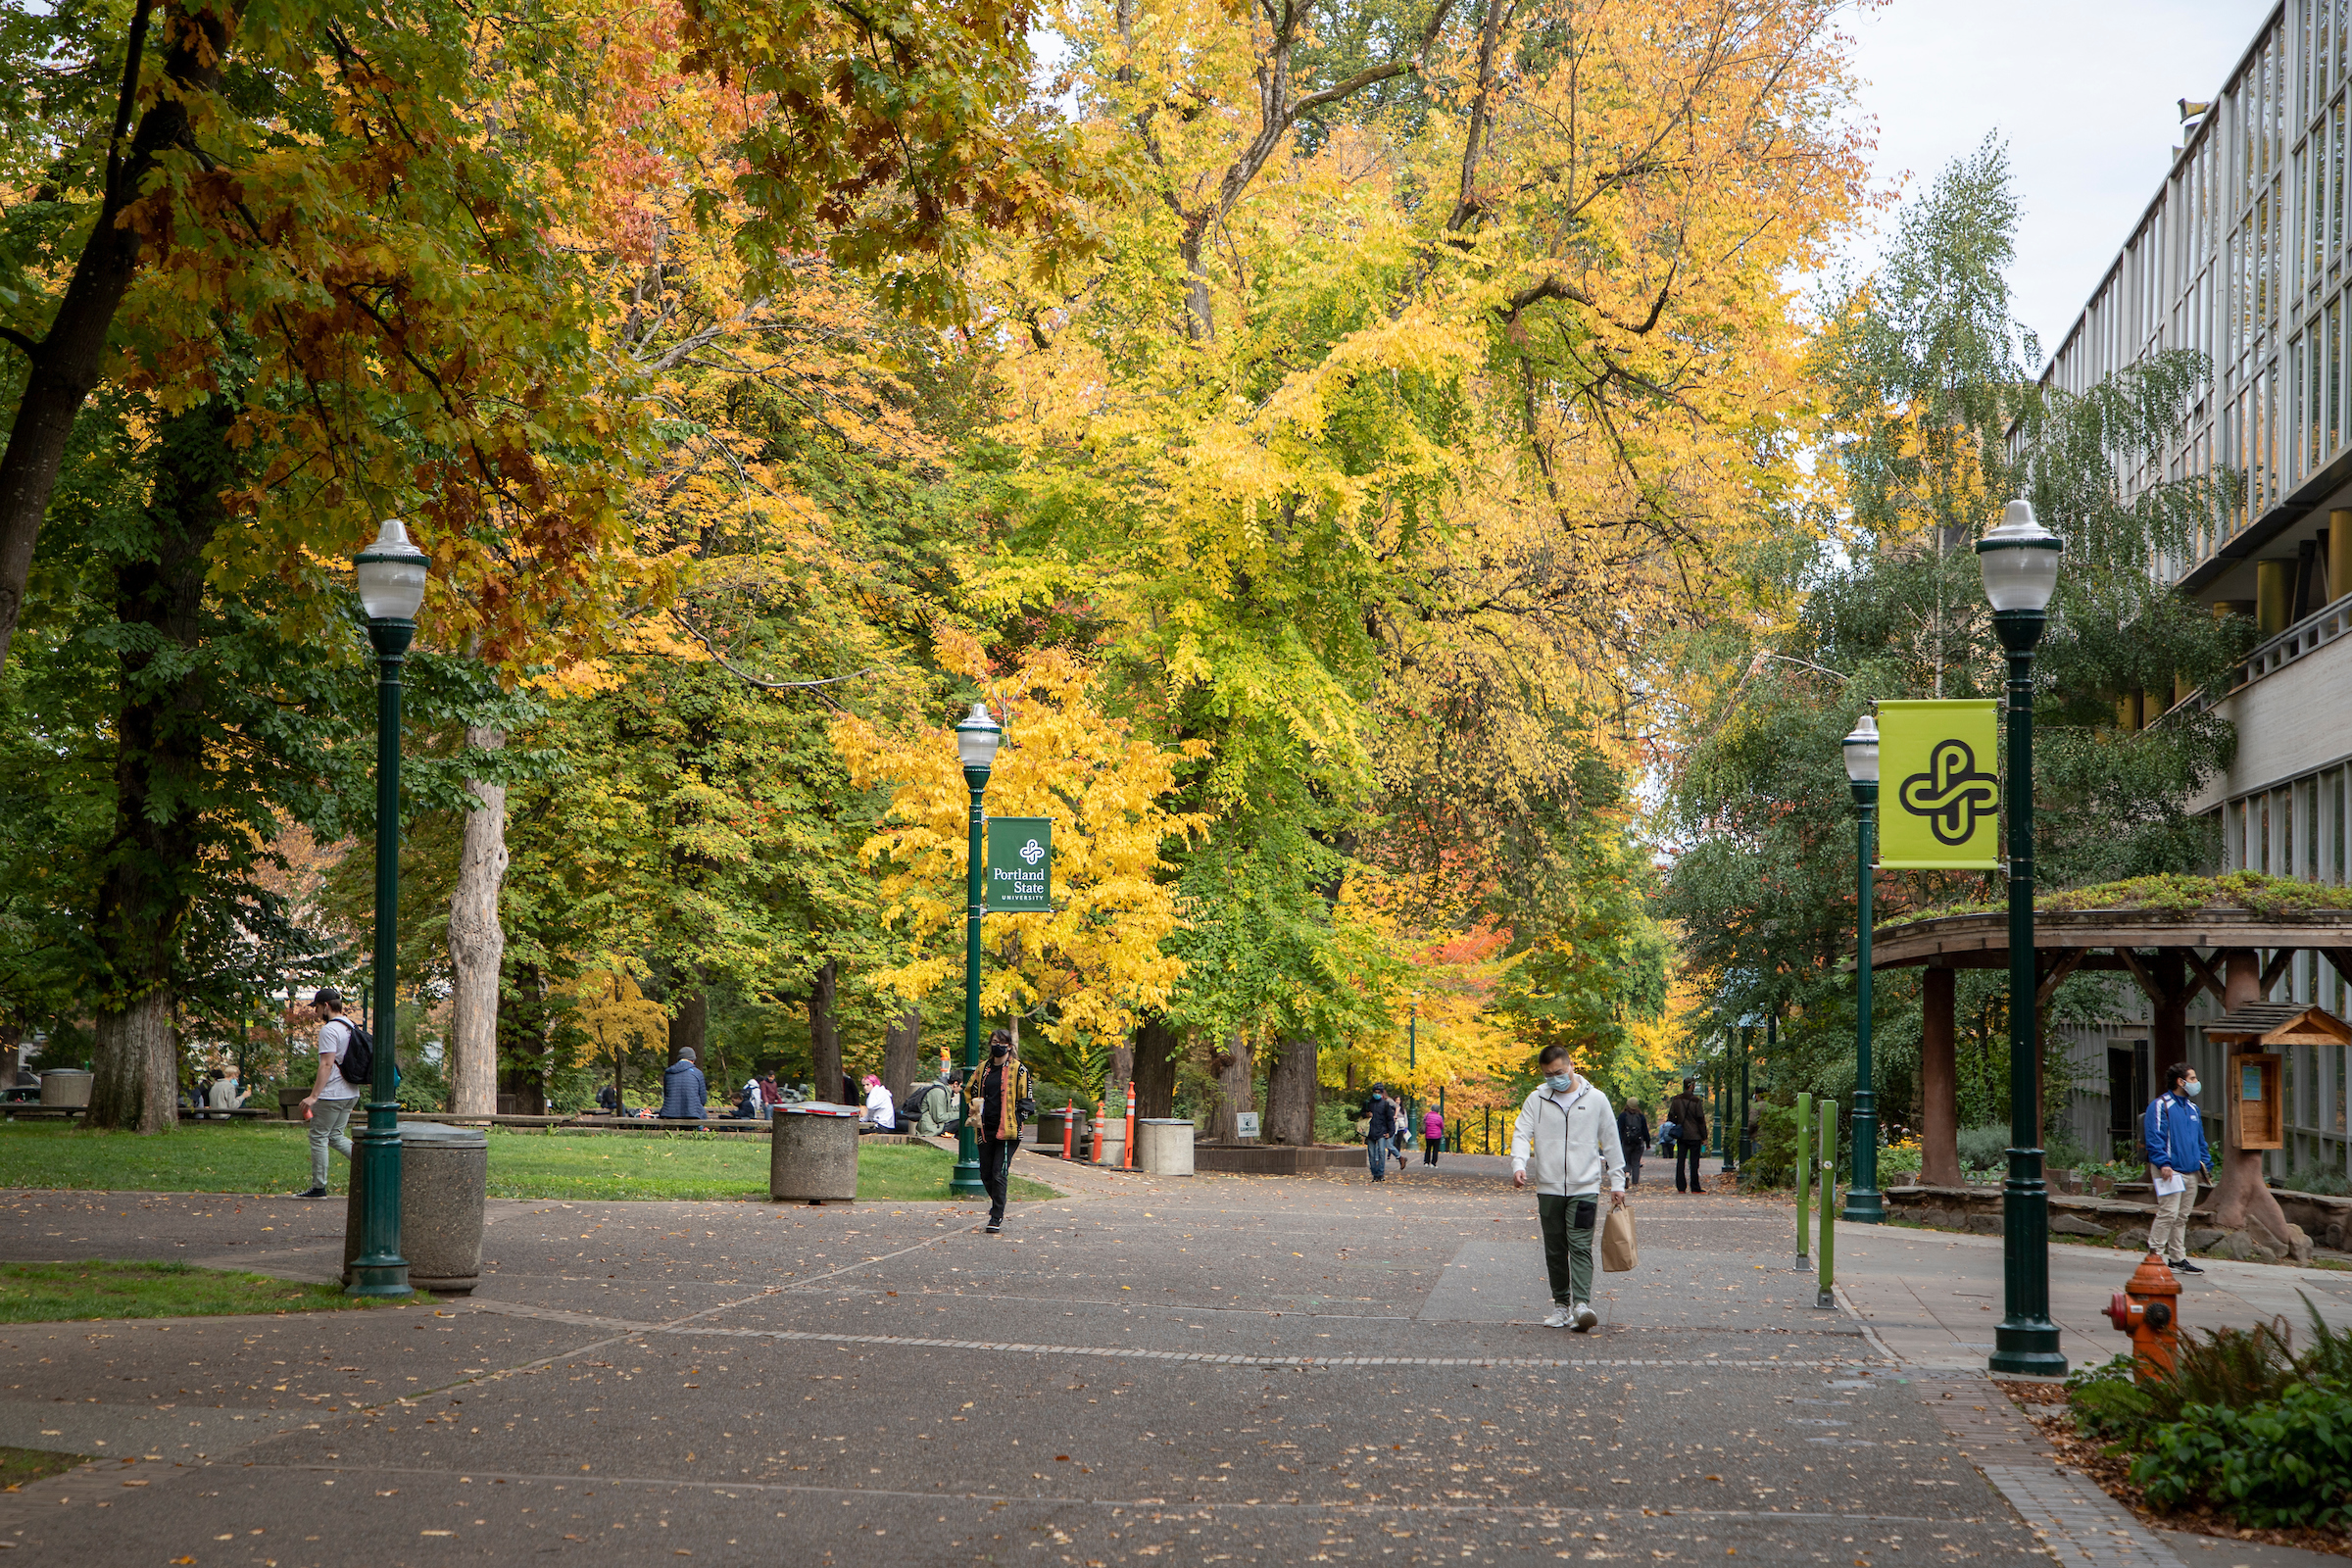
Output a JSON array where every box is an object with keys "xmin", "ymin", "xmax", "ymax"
[
  {"xmin": 2203, "ymin": 1227, "xmax": 2286, "ymax": 1263},
  {"xmin": 2049, "ymin": 1214, "xmax": 2112, "ymax": 1238},
  {"xmin": 2184, "ymin": 1227, "xmax": 2229, "ymax": 1253},
  {"xmin": 1962, "ymin": 1212, "xmax": 2003, "ymax": 1236},
  {"xmin": 2283, "ymin": 1223, "xmax": 2314, "ymax": 1264},
  {"xmin": 2327, "ymin": 1219, "xmax": 2348, "ymax": 1251}
]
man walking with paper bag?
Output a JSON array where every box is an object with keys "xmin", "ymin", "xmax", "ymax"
[{"xmin": 1511, "ymin": 1044, "xmax": 1628, "ymax": 1332}]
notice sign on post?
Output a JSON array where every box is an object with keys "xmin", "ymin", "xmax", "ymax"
[
  {"xmin": 1878, "ymin": 699, "xmax": 2001, "ymax": 869},
  {"xmin": 985, "ymin": 816, "xmax": 1053, "ymax": 911}
]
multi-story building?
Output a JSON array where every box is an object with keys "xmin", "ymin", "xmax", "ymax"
[{"xmin": 2039, "ymin": 1, "xmax": 2352, "ymax": 1183}]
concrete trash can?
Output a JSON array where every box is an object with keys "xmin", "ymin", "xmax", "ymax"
[
  {"xmin": 772, "ymin": 1103, "xmax": 860, "ymax": 1202},
  {"xmin": 39, "ymin": 1069, "xmax": 91, "ymax": 1108},
  {"xmin": 1092, "ymin": 1125, "xmax": 1126, "ymax": 1167},
  {"xmin": 341, "ymin": 1122, "xmax": 489, "ymax": 1294},
  {"xmin": 1038, "ymin": 1108, "xmax": 1086, "ymax": 1154},
  {"xmin": 1137, "ymin": 1118, "xmax": 1197, "ymax": 1176}
]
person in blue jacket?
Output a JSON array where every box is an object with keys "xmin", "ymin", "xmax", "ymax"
[
  {"xmin": 661, "ymin": 1047, "xmax": 709, "ymax": 1121},
  {"xmin": 2142, "ymin": 1062, "xmax": 2210, "ymax": 1274}
]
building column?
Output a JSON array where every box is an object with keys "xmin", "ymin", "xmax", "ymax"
[{"xmin": 1921, "ymin": 965, "xmax": 1961, "ymax": 1186}]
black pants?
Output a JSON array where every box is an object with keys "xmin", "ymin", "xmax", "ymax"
[
  {"xmin": 1625, "ymin": 1151, "xmax": 1642, "ymax": 1187},
  {"xmin": 1422, "ymin": 1140, "xmax": 1440, "ymax": 1166},
  {"xmin": 1676, "ymin": 1141, "xmax": 1705, "ymax": 1192},
  {"xmin": 979, "ymin": 1137, "xmax": 1015, "ymax": 1225}
]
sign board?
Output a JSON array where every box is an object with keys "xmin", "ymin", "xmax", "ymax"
[
  {"xmin": 1234, "ymin": 1111, "xmax": 1260, "ymax": 1141},
  {"xmin": 1878, "ymin": 699, "xmax": 2002, "ymax": 869},
  {"xmin": 985, "ymin": 816, "xmax": 1053, "ymax": 911}
]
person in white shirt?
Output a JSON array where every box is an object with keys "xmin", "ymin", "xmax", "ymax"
[
  {"xmin": 1510, "ymin": 1043, "xmax": 1628, "ymax": 1332},
  {"xmin": 294, "ymin": 988, "xmax": 363, "ymax": 1198},
  {"xmin": 861, "ymin": 1073, "xmax": 896, "ymax": 1132}
]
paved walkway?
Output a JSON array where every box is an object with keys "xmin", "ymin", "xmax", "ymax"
[{"xmin": 0, "ymin": 1156, "xmax": 2340, "ymax": 1566}]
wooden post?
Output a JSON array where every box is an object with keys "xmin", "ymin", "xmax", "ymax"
[{"xmin": 1921, "ymin": 966, "xmax": 1961, "ymax": 1186}]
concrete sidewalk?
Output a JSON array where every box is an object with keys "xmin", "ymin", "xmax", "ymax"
[{"xmin": 1828, "ymin": 1209, "xmax": 2352, "ymax": 1371}]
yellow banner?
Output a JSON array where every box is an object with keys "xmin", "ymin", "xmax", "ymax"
[{"xmin": 1878, "ymin": 699, "xmax": 2001, "ymax": 869}]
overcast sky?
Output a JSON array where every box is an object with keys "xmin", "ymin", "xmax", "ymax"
[{"xmin": 1841, "ymin": 0, "xmax": 2276, "ymax": 362}]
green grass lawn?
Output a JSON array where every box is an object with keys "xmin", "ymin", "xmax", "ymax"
[
  {"xmin": 0, "ymin": 1259, "xmax": 383, "ymax": 1323},
  {"xmin": 0, "ymin": 1121, "xmax": 1058, "ymax": 1203},
  {"xmin": 0, "ymin": 1446, "xmax": 90, "ymax": 1489}
]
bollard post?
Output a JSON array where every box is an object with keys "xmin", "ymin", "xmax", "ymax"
[
  {"xmin": 1816, "ymin": 1100, "xmax": 1837, "ymax": 1308},
  {"xmin": 1794, "ymin": 1091, "xmax": 1813, "ymax": 1270},
  {"xmin": 1061, "ymin": 1100, "xmax": 1075, "ymax": 1161},
  {"xmin": 1096, "ymin": 1095, "xmax": 1110, "ymax": 1165},
  {"xmin": 1124, "ymin": 1080, "xmax": 1137, "ymax": 1171}
]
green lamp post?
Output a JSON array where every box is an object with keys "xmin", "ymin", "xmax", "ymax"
[
  {"xmin": 349, "ymin": 518, "xmax": 425, "ymax": 1298},
  {"xmin": 1841, "ymin": 710, "xmax": 1885, "ymax": 1223},
  {"xmin": 1980, "ymin": 498, "xmax": 2066, "ymax": 1378},
  {"xmin": 951, "ymin": 701, "xmax": 1003, "ymax": 1199}
]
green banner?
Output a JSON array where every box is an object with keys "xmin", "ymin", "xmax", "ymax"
[
  {"xmin": 985, "ymin": 816, "xmax": 1053, "ymax": 911},
  {"xmin": 1878, "ymin": 700, "xmax": 2001, "ymax": 869}
]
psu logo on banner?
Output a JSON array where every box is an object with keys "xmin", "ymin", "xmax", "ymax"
[{"xmin": 1877, "ymin": 699, "xmax": 2000, "ymax": 869}]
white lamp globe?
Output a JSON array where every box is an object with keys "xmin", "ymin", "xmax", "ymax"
[
  {"xmin": 354, "ymin": 518, "xmax": 429, "ymax": 621},
  {"xmin": 954, "ymin": 702, "xmax": 1003, "ymax": 769},
  {"xmin": 1976, "ymin": 499, "xmax": 2063, "ymax": 612},
  {"xmin": 1841, "ymin": 711, "xmax": 1880, "ymax": 784}
]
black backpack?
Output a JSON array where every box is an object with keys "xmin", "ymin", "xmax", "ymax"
[{"xmin": 335, "ymin": 1020, "xmax": 375, "ymax": 1088}]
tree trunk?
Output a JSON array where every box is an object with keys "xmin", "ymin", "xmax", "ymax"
[
  {"xmin": 1920, "ymin": 967, "xmax": 1960, "ymax": 1185},
  {"xmin": 883, "ymin": 1006, "xmax": 922, "ymax": 1097},
  {"xmin": 90, "ymin": 991, "xmax": 178, "ymax": 1132},
  {"xmin": 808, "ymin": 959, "xmax": 842, "ymax": 1102},
  {"xmin": 445, "ymin": 725, "xmax": 508, "ymax": 1116},
  {"xmin": 1209, "ymin": 1035, "xmax": 1253, "ymax": 1142},
  {"xmin": 1108, "ymin": 1038, "xmax": 1135, "ymax": 1115},
  {"xmin": 2211, "ymin": 950, "xmax": 2298, "ymax": 1248},
  {"xmin": 0, "ymin": 1, "xmax": 242, "ymax": 667},
  {"xmin": 669, "ymin": 986, "xmax": 708, "ymax": 1066},
  {"xmin": 1132, "ymin": 1013, "xmax": 1178, "ymax": 1119},
  {"xmin": 86, "ymin": 400, "xmax": 236, "ymax": 1132},
  {"xmin": 1265, "ymin": 1037, "xmax": 1318, "ymax": 1145}
]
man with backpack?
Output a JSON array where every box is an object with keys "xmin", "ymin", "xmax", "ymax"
[
  {"xmin": 1665, "ymin": 1078, "xmax": 1709, "ymax": 1194},
  {"xmin": 293, "ymin": 988, "xmax": 365, "ymax": 1199},
  {"xmin": 1364, "ymin": 1085, "xmax": 1398, "ymax": 1181},
  {"xmin": 1616, "ymin": 1099, "xmax": 1652, "ymax": 1187}
]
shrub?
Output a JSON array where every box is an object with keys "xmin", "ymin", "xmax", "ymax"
[
  {"xmin": 1879, "ymin": 1138, "xmax": 1923, "ymax": 1179},
  {"xmin": 2132, "ymin": 1380, "xmax": 2352, "ymax": 1529},
  {"xmin": 1956, "ymin": 1123, "xmax": 2010, "ymax": 1172},
  {"xmin": 2287, "ymin": 1165, "xmax": 2352, "ymax": 1197}
]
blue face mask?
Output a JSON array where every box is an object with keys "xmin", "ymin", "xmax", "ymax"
[
  {"xmin": 1545, "ymin": 1072, "xmax": 1576, "ymax": 1093},
  {"xmin": 2181, "ymin": 1078, "xmax": 2201, "ymax": 1099}
]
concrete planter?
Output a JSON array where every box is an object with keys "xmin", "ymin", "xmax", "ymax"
[
  {"xmin": 38, "ymin": 1069, "xmax": 91, "ymax": 1108},
  {"xmin": 771, "ymin": 1104, "xmax": 859, "ymax": 1202},
  {"xmin": 341, "ymin": 1122, "xmax": 489, "ymax": 1294},
  {"xmin": 1136, "ymin": 1118, "xmax": 1196, "ymax": 1176}
]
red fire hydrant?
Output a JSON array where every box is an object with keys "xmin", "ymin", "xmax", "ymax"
[{"xmin": 2105, "ymin": 1251, "xmax": 2181, "ymax": 1380}]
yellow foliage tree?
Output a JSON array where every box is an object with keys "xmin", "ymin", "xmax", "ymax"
[
  {"xmin": 833, "ymin": 645, "xmax": 1208, "ymax": 1056},
  {"xmin": 565, "ymin": 970, "xmax": 673, "ymax": 1109}
]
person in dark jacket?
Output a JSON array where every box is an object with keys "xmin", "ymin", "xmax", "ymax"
[
  {"xmin": 660, "ymin": 1048, "xmax": 709, "ymax": 1120},
  {"xmin": 1665, "ymin": 1079, "xmax": 1708, "ymax": 1193},
  {"xmin": 1616, "ymin": 1101, "xmax": 1652, "ymax": 1187},
  {"xmin": 1364, "ymin": 1086, "xmax": 1398, "ymax": 1182},
  {"xmin": 2143, "ymin": 1062, "xmax": 2211, "ymax": 1274}
]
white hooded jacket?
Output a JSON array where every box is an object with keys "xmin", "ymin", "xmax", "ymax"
[{"xmin": 1509, "ymin": 1076, "xmax": 1628, "ymax": 1197}]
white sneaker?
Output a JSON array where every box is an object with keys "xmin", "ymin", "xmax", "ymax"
[
  {"xmin": 1543, "ymin": 1305, "xmax": 1573, "ymax": 1328},
  {"xmin": 1571, "ymin": 1302, "xmax": 1598, "ymax": 1333}
]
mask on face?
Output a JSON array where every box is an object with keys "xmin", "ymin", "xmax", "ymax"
[
  {"xmin": 2181, "ymin": 1078, "xmax": 2201, "ymax": 1098},
  {"xmin": 1545, "ymin": 1071, "xmax": 1576, "ymax": 1093}
]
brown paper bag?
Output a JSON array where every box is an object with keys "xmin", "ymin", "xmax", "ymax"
[{"xmin": 1600, "ymin": 1204, "xmax": 1638, "ymax": 1272}]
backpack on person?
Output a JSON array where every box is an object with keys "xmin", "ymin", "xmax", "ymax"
[{"xmin": 336, "ymin": 1021, "xmax": 375, "ymax": 1087}]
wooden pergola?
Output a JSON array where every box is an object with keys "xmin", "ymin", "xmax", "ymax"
[{"xmin": 1867, "ymin": 906, "xmax": 2352, "ymax": 1247}]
